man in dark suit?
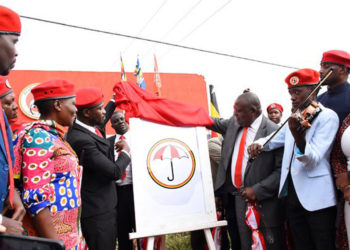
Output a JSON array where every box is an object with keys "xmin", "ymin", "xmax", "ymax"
[
  {"xmin": 209, "ymin": 92, "xmax": 283, "ymax": 250},
  {"xmin": 108, "ymin": 110, "xmax": 136, "ymax": 250},
  {"xmin": 0, "ymin": 5, "xmax": 25, "ymax": 235},
  {"xmin": 66, "ymin": 87, "xmax": 131, "ymax": 250}
]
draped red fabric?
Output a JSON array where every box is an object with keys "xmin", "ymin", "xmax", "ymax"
[{"xmin": 113, "ymin": 81, "xmax": 213, "ymax": 127}]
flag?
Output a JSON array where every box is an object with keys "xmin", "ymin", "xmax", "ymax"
[
  {"xmin": 120, "ymin": 55, "xmax": 127, "ymax": 81},
  {"xmin": 134, "ymin": 57, "xmax": 146, "ymax": 89},
  {"xmin": 154, "ymin": 54, "xmax": 162, "ymax": 96},
  {"xmin": 245, "ymin": 203, "xmax": 266, "ymax": 250},
  {"xmin": 113, "ymin": 81, "xmax": 213, "ymax": 127},
  {"xmin": 209, "ymin": 84, "xmax": 220, "ymax": 137}
]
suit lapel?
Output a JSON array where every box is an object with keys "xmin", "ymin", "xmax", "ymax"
[{"xmin": 223, "ymin": 119, "xmax": 240, "ymax": 170}]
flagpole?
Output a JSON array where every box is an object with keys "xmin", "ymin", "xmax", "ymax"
[{"xmin": 154, "ymin": 54, "xmax": 162, "ymax": 96}]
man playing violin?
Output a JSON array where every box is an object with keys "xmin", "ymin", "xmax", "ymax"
[{"xmin": 248, "ymin": 68, "xmax": 339, "ymax": 250}]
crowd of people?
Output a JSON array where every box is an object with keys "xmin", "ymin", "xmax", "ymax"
[
  {"xmin": 1, "ymin": 4, "xmax": 350, "ymax": 250},
  {"xmin": 205, "ymin": 52, "xmax": 350, "ymax": 250}
]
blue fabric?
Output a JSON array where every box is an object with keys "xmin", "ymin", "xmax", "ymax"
[
  {"xmin": 317, "ymin": 82, "xmax": 350, "ymax": 124},
  {"xmin": 0, "ymin": 111, "xmax": 15, "ymax": 212}
]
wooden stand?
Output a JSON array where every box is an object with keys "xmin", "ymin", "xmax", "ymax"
[{"xmin": 131, "ymin": 220, "xmax": 227, "ymax": 250}]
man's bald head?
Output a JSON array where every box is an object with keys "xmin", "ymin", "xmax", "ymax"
[
  {"xmin": 234, "ymin": 92, "xmax": 262, "ymax": 127},
  {"xmin": 236, "ymin": 92, "xmax": 262, "ymax": 115}
]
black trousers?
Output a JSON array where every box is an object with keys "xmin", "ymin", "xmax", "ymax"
[
  {"xmin": 81, "ymin": 210, "xmax": 117, "ymax": 250},
  {"xmin": 222, "ymin": 193, "xmax": 241, "ymax": 250},
  {"xmin": 117, "ymin": 184, "xmax": 136, "ymax": 250},
  {"xmin": 285, "ymin": 177, "xmax": 337, "ymax": 250}
]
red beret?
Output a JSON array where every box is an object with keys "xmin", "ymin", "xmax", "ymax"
[
  {"xmin": 31, "ymin": 79, "xmax": 75, "ymax": 102},
  {"xmin": 267, "ymin": 103, "xmax": 283, "ymax": 113},
  {"xmin": 285, "ymin": 68, "xmax": 320, "ymax": 88},
  {"xmin": 0, "ymin": 75, "xmax": 13, "ymax": 98},
  {"xmin": 321, "ymin": 50, "xmax": 350, "ymax": 68},
  {"xmin": 76, "ymin": 87, "xmax": 104, "ymax": 109},
  {"xmin": 0, "ymin": 6, "xmax": 21, "ymax": 35}
]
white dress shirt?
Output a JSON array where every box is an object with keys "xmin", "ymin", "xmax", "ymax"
[
  {"xmin": 231, "ymin": 114, "xmax": 262, "ymax": 187},
  {"xmin": 115, "ymin": 132, "xmax": 132, "ymax": 186}
]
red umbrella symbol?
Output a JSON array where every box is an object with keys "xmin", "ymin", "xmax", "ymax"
[{"xmin": 153, "ymin": 144, "xmax": 189, "ymax": 181}]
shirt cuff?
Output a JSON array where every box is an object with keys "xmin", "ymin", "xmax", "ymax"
[
  {"xmin": 121, "ymin": 150, "xmax": 131, "ymax": 158},
  {"xmin": 295, "ymin": 146, "xmax": 304, "ymax": 156}
]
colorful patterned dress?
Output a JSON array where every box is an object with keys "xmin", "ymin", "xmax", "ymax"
[
  {"xmin": 14, "ymin": 120, "xmax": 86, "ymax": 250},
  {"xmin": 331, "ymin": 114, "xmax": 350, "ymax": 250}
]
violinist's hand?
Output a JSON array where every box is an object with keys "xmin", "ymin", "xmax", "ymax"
[
  {"xmin": 288, "ymin": 113, "xmax": 301, "ymax": 134},
  {"xmin": 289, "ymin": 113, "xmax": 306, "ymax": 153},
  {"xmin": 247, "ymin": 143, "xmax": 262, "ymax": 159}
]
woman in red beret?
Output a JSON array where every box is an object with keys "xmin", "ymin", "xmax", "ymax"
[
  {"xmin": 13, "ymin": 79, "xmax": 86, "ymax": 249},
  {"xmin": 267, "ymin": 103, "xmax": 283, "ymax": 125}
]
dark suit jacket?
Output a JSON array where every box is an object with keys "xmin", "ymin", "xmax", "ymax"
[
  {"xmin": 66, "ymin": 122, "xmax": 130, "ymax": 219},
  {"xmin": 108, "ymin": 135, "xmax": 116, "ymax": 158},
  {"xmin": 210, "ymin": 115, "xmax": 283, "ymax": 226}
]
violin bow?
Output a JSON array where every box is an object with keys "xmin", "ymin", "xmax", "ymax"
[{"xmin": 262, "ymin": 68, "xmax": 334, "ymax": 147}]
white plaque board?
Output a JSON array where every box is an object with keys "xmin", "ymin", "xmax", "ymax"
[{"xmin": 128, "ymin": 118, "xmax": 226, "ymax": 239}]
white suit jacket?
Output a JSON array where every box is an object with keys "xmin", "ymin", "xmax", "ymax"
[{"xmin": 256, "ymin": 104, "xmax": 339, "ymax": 211}]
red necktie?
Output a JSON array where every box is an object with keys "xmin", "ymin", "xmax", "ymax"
[
  {"xmin": 234, "ymin": 127, "xmax": 248, "ymax": 188},
  {"xmin": 119, "ymin": 135, "xmax": 127, "ymax": 180},
  {"xmin": 0, "ymin": 105, "xmax": 14, "ymax": 207},
  {"xmin": 95, "ymin": 127, "xmax": 103, "ymax": 138}
]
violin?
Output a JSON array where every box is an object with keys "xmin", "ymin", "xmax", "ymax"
[{"xmin": 296, "ymin": 101, "xmax": 322, "ymax": 130}]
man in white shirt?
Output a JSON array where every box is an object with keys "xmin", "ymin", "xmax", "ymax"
[
  {"xmin": 249, "ymin": 68, "xmax": 339, "ymax": 250},
  {"xmin": 108, "ymin": 110, "xmax": 136, "ymax": 250},
  {"xmin": 208, "ymin": 92, "xmax": 283, "ymax": 250}
]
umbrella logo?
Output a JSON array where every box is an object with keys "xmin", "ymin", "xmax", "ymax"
[{"xmin": 147, "ymin": 138, "xmax": 196, "ymax": 189}]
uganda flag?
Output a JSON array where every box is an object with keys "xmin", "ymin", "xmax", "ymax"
[
  {"xmin": 120, "ymin": 55, "xmax": 127, "ymax": 81},
  {"xmin": 209, "ymin": 84, "xmax": 220, "ymax": 137}
]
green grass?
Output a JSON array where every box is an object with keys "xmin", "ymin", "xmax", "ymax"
[{"xmin": 166, "ymin": 232, "xmax": 191, "ymax": 250}]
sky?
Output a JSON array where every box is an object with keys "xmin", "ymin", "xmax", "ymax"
[{"xmin": 2, "ymin": 0, "xmax": 350, "ymax": 119}]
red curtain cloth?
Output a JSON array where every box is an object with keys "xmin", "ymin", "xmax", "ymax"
[{"xmin": 113, "ymin": 81, "xmax": 213, "ymax": 127}]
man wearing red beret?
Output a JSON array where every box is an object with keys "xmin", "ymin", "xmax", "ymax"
[
  {"xmin": 0, "ymin": 76, "xmax": 23, "ymax": 134},
  {"xmin": 0, "ymin": 5, "xmax": 24, "ymax": 235},
  {"xmin": 0, "ymin": 76, "xmax": 17, "ymax": 119},
  {"xmin": 66, "ymin": 87, "xmax": 131, "ymax": 250},
  {"xmin": 267, "ymin": 103, "xmax": 283, "ymax": 125},
  {"xmin": 318, "ymin": 50, "xmax": 350, "ymax": 124},
  {"xmin": 249, "ymin": 68, "xmax": 339, "ymax": 250}
]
